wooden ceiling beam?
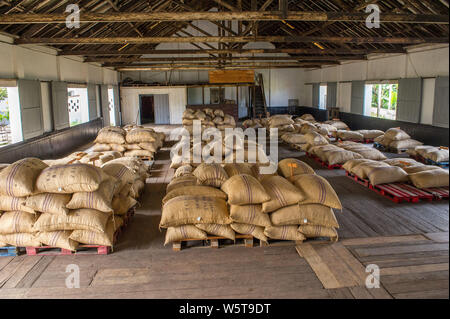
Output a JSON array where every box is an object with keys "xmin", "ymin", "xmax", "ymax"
[
  {"xmin": 16, "ymin": 36, "xmax": 448, "ymax": 45},
  {"xmin": 116, "ymin": 64, "xmax": 325, "ymax": 71},
  {"xmin": 106, "ymin": 61, "xmax": 341, "ymax": 67},
  {"xmin": 1, "ymin": 11, "xmax": 448, "ymax": 24}
]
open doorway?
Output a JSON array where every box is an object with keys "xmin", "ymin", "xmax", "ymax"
[
  {"xmin": 139, "ymin": 95, "xmax": 155, "ymax": 124},
  {"xmin": 0, "ymin": 86, "xmax": 22, "ymax": 147}
]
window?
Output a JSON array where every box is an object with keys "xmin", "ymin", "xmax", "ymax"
[
  {"xmin": 365, "ymin": 83, "xmax": 398, "ymax": 120},
  {"xmin": 319, "ymin": 85, "xmax": 327, "ymax": 109},
  {"xmin": 108, "ymin": 88, "xmax": 116, "ymax": 126},
  {"xmin": 67, "ymin": 87, "xmax": 89, "ymax": 127},
  {"xmin": 0, "ymin": 86, "xmax": 22, "ymax": 147},
  {"xmin": 210, "ymin": 88, "xmax": 225, "ymax": 104}
]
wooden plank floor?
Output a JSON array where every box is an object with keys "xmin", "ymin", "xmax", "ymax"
[{"xmin": 0, "ymin": 132, "xmax": 448, "ymax": 299}]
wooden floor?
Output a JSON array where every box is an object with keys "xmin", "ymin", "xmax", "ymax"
[{"xmin": 0, "ymin": 129, "xmax": 448, "ymax": 299}]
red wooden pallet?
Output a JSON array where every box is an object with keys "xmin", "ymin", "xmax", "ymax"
[
  {"xmin": 345, "ymin": 171, "xmax": 370, "ymax": 187},
  {"xmin": 173, "ymin": 234, "xmax": 254, "ymax": 252},
  {"xmin": 421, "ymin": 187, "xmax": 449, "ymax": 200},
  {"xmin": 370, "ymin": 183, "xmax": 434, "ymax": 203},
  {"xmin": 310, "ymin": 154, "xmax": 342, "ymax": 170}
]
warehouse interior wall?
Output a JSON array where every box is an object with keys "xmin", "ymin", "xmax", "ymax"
[{"xmin": 303, "ymin": 44, "xmax": 449, "ymax": 127}]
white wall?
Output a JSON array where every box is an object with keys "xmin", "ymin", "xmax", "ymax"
[
  {"xmin": 303, "ymin": 44, "xmax": 449, "ymax": 125},
  {"xmin": 120, "ymin": 86, "xmax": 187, "ymax": 125}
]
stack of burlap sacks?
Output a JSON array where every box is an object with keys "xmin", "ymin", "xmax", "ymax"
[
  {"xmin": 93, "ymin": 126, "xmax": 165, "ymax": 159},
  {"xmin": 0, "ymin": 157, "xmax": 145, "ymax": 250},
  {"xmin": 343, "ymin": 157, "xmax": 449, "ymax": 188},
  {"xmin": 408, "ymin": 145, "xmax": 449, "ymax": 164},
  {"xmin": 43, "ymin": 150, "xmax": 123, "ymax": 167},
  {"xmin": 337, "ymin": 129, "xmax": 384, "ymax": 142},
  {"xmin": 182, "ymin": 108, "xmax": 236, "ymax": 134},
  {"xmin": 161, "ymin": 159, "xmax": 342, "ymax": 245},
  {"xmin": 374, "ymin": 128, "xmax": 422, "ymax": 151},
  {"xmin": 242, "ymin": 118, "xmax": 268, "ymax": 129}
]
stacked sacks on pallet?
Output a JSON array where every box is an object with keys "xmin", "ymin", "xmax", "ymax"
[
  {"xmin": 337, "ymin": 141, "xmax": 387, "ymax": 161},
  {"xmin": 0, "ymin": 158, "xmax": 48, "ymax": 247},
  {"xmin": 337, "ymin": 130, "xmax": 365, "ymax": 142},
  {"xmin": 344, "ymin": 159, "xmax": 409, "ymax": 186},
  {"xmin": 267, "ymin": 115, "xmax": 295, "ymax": 136},
  {"xmin": 44, "ymin": 151, "xmax": 124, "ymax": 168},
  {"xmin": 378, "ymin": 128, "xmax": 423, "ymax": 151},
  {"xmin": 356, "ymin": 130, "xmax": 384, "ymax": 141},
  {"xmin": 221, "ymin": 174, "xmax": 271, "ymax": 243},
  {"xmin": 409, "ymin": 145, "xmax": 449, "ymax": 164},
  {"xmin": 242, "ymin": 118, "xmax": 268, "ymax": 129},
  {"xmin": 299, "ymin": 114, "xmax": 316, "ymax": 122},
  {"xmin": 324, "ymin": 119, "xmax": 349, "ymax": 130},
  {"xmin": 183, "ymin": 108, "xmax": 237, "ymax": 133}
]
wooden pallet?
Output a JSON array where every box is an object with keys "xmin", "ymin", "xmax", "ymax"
[
  {"xmin": 410, "ymin": 154, "xmax": 449, "ymax": 168},
  {"xmin": 25, "ymin": 245, "xmax": 111, "ymax": 256},
  {"xmin": 422, "ymin": 187, "xmax": 449, "ymax": 200},
  {"xmin": 345, "ymin": 171, "xmax": 370, "ymax": 187},
  {"xmin": 0, "ymin": 246, "xmax": 21, "ymax": 257},
  {"xmin": 172, "ymin": 234, "xmax": 254, "ymax": 252},
  {"xmin": 312, "ymin": 154, "xmax": 343, "ymax": 170}
]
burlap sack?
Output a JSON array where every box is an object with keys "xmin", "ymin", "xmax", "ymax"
[
  {"xmin": 223, "ymin": 163, "xmax": 257, "ymax": 178},
  {"xmin": 304, "ymin": 132, "xmax": 329, "ymax": 146},
  {"xmin": 124, "ymin": 150, "xmax": 154, "ymax": 158},
  {"xmin": 102, "ymin": 163, "xmax": 138, "ymax": 191},
  {"xmin": 278, "ymin": 158, "xmax": 315, "ymax": 179},
  {"xmin": 35, "ymin": 164, "xmax": 107, "ymax": 194},
  {"xmin": 125, "ymin": 144, "xmax": 142, "ymax": 151},
  {"xmin": 193, "ymin": 164, "xmax": 229, "ymax": 188},
  {"xmin": 107, "ymin": 144, "xmax": 125, "ymax": 152},
  {"xmin": 66, "ymin": 178, "xmax": 117, "ymax": 213},
  {"xmin": 95, "ymin": 129, "xmax": 126, "ymax": 145},
  {"xmin": 425, "ymin": 149, "xmax": 449, "ymax": 163},
  {"xmin": 38, "ymin": 231, "xmax": 79, "ymax": 251},
  {"xmin": 221, "ymin": 174, "xmax": 271, "ymax": 205},
  {"xmin": 92, "ymin": 144, "xmax": 112, "ymax": 152},
  {"xmin": 0, "ymin": 163, "xmax": 9, "ymax": 171},
  {"xmin": 70, "ymin": 217, "xmax": 122, "ymax": 246},
  {"xmin": 139, "ymin": 142, "xmax": 158, "ymax": 153},
  {"xmin": 351, "ymin": 161, "xmax": 389, "ymax": 179},
  {"xmin": 164, "ymin": 225, "xmax": 208, "ymax": 245},
  {"xmin": 270, "ymin": 204, "xmax": 339, "ymax": 228},
  {"xmin": 33, "ymin": 209, "xmax": 109, "ymax": 233},
  {"xmin": 0, "ymin": 233, "xmax": 41, "ymax": 247},
  {"xmin": 112, "ymin": 196, "xmax": 137, "ymax": 215},
  {"xmin": 403, "ymin": 165, "xmax": 438, "ymax": 174},
  {"xmin": 229, "ymin": 205, "xmax": 271, "ymax": 227},
  {"xmin": 326, "ymin": 120, "xmax": 348, "ymax": 130},
  {"xmin": 260, "ymin": 176, "xmax": 304, "ymax": 213},
  {"xmin": 292, "ymin": 174, "xmax": 342, "ymax": 210},
  {"xmin": 342, "ymin": 159, "xmax": 374, "ymax": 172},
  {"xmin": 384, "ymin": 128, "xmax": 410, "ymax": 141},
  {"xmin": 325, "ymin": 150, "xmax": 362, "ymax": 165},
  {"xmin": 365, "ymin": 166, "xmax": 409, "ymax": 185},
  {"xmin": 160, "ymin": 196, "xmax": 232, "ymax": 228},
  {"xmin": 300, "ymin": 114, "xmax": 315, "ymax": 122},
  {"xmin": 0, "ymin": 158, "xmax": 48, "ymax": 197},
  {"xmin": 374, "ymin": 135, "xmax": 385, "ymax": 143},
  {"xmin": 409, "ymin": 169, "xmax": 449, "ymax": 188},
  {"xmin": 264, "ymin": 226, "xmax": 306, "ymax": 241},
  {"xmin": 126, "ymin": 129, "xmax": 158, "ymax": 144},
  {"xmin": 298, "ymin": 225, "xmax": 338, "ymax": 241},
  {"xmin": 337, "ymin": 130, "xmax": 364, "ymax": 142},
  {"xmin": 389, "ymin": 139, "xmax": 423, "ymax": 150},
  {"xmin": 353, "ymin": 148, "xmax": 387, "ymax": 161},
  {"xmin": 0, "ymin": 211, "xmax": 38, "ymax": 234},
  {"xmin": 195, "ymin": 223, "xmax": 235, "ymax": 240},
  {"xmin": 173, "ymin": 165, "xmax": 193, "ymax": 178},
  {"xmin": 357, "ymin": 130, "xmax": 384, "ymax": 139},
  {"xmin": 163, "ymin": 186, "xmax": 227, "ymax": 206},
  {"xmin": 130, "ymin": 180, "xmax": 145, "ymax": 199},
  {"xmin": 286, "ymin": 134, "xmax": 309, "ymax": 144},
  {"xmin": 230, "ymin": 223, "xmax": 267, "ymax": 242},
  {"xmin": 382, "ymin": 158, "xmax": 418, "ymax": 168},
  {"xmin": 166, "ymin": 175, "xmax": 198, "ymax": 193},
  {"xmin": 0, "ymin": 195, "xmax": 35, "ymax": 214},
  {"xmin": 26, "ymin": 193, "xmax": 71, "ymax": 215}
]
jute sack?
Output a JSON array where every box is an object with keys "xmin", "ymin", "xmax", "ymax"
[
  {"xmin": 337, "ymin": 130, "xmax": 364, "ymax": 141},
  {"xmin": 325, "ymin": 150, "xmax": 362, "ymax": 165},
  {"xmin": 382, "ymin": 158, "xmax": 419, "ymax": 168},
  {"xmin": 221, "ymin": 174, "xmax": 271, "ymax": 205},
  {"xmin": 426, "ymin": 149, "xmax": 449, "ymax": 163},
  {"xmin": 270, "ymin": 204, "xmax": 339, "ymax": 228},
  {"xmin": 0, "ymin": 233, "xmax": 41, "ymax": 247},
  {"xmin": 139, "ymin": 142, "xmax": 158, "ymax": 153},
  {"xmin": 38, "ymin": 231, "xmax": 79, "ymax": 251},
  {"xmin": 130, "ymin": 180, "xmax": 145, "ymax": 199},
  {"xmin": 292, "ymin": 174, "xmax": 342, "ymax": 210},
  {"xmin": 353, "ymin": 148, "xmax": 387, "ymax": 161},
  {"xmin": 403, "ymin": 165, "xmax": 438, "ymax": 174},
  {"xmin": 365, "ymin": 166, "xmax": 409, "ymax": 185},
  {"xmin": 300, "ymin": 122, "xmax": 318, "ymax": 134},
  {"xmin": 260, "ymin": 176, "xmax": 304, "ymax": 213},
  {"xmin": 35, "ymin": 164, "xmax": 106, "ymax": 194},
  {"xmin": 166, "ymin": 175, "xmax": 198, "ymax": 193},
  {"xmin": 124, "ymin": 150, "xmax": 154, "ymax": 158},
  {"xmin": 66, "ymin": 178, "xmax": 117, "ymax": 213},
  {"xmin": 389, "ymin": 139, "xmax": 423, "ymax": 150},
  {"xmin": 223, "ymin": 163, "xmax": 257, "ymax": 178},
  {"xmin": 92, "ymin": 144, "xmax": 111, "ymax": 152},
  {"xmin": 374, "ymin": 135, "xmax": 385, "ymax": 143},
  {"xmin": 193, "ymin": 163, "xmax": 229, "ymax": 188},
  {"xmin": 125, "ymin": 144, "xmax": 142, "ymax": 151},
  {"xmin": 33, "ymin": 209, "xmax": 109, "ymax": 233},
  {"xmin": 160, "ymin": 196, "xmax": 232, "ymax": 228},
  {"xmin": 126, "ymin": 129, "xmax": 158, "ymax": 144},
  {"xmin": 285, "ymin": 134, "xmax": 309, "ymax": 144},
  {"xmin": 230, "ymin": 223, "xmax": 268, "ymax": 242},
  {"xmin": 109, "ymin": 144, "xmax": 126, "ymax": 152},
  {"xmin": 0, "ymin": 163, "xmax": 9, "ymax": 171},
  {"xmin": 0, "ymin": 158, "xmax": 48, "ymax": 197},
  {"xmin": 409, "ymin": 169, "xmax": 449, "ymax": 188},
  {"xmin": 174, "ymin": 165, "xmax": 194, "ymax": 178},
  {"xmin": 0, "ymin": 195, "xmax": 35, "ymax": 214},
  {"xmin": 70, "ymin": 217, "xmax": 123, "ymax": 246},
  {"xmin": 112, "ymin": 196, "xmax": 137, "ymax": 215},
  {"xmin": 162, "ymin": 186, "xmax": 227, "ymax": 206},
  {"xmin": 26, "ymin": 193, "xmax": 71, "ymax": 215},
  {"xmin": 195, "ymin": 224, "xmax": 235, "ymax": 241},
  {"xmin": 342, "ymin": 159, "xmax": 375, "ymax": 172},
  {"xmin": 326, "ymin": 120, "xmax": 348, "ymax": 130},
  {"xmin": 384, "ymin": 128, "xmax": 410, "ymax": 141},
  {"xmin": 278, "ymin": 158, "xmax": 315, "ymax": 179},
  {"xmin": 102, "ymin": 163, "xmax": 138, "ymax": 190},
  {"xmin": 229, "ymin": 205, "xmax": 272, "ymax": 227},
  {"xmin": 357, "ymin": 130, "xmax": 384, "ymax": 139},
  {"xmin": 164, "ymin": 225, "xmax": 208, "ymax": 245},
  {"xmin": 351, "ymin": 162, "xmax": 389, "ymax": 179},
  {"xmin": 269, "ymin": 116, "xmax": 294, "ymax": 127},
  {"xmin": 298, "ymin": 225, "xmax": 338, "ymax": 241},
  {"xmin": 0, "ymin": 211, "xmax": 38, "ymax": 234},
  {"xmin": 264, "ymin": 226, "xmax": 306, "ymax": 241},
  {"xmin": 95, "ymin": 130, "xmax": 126, "ymax": 145}
]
